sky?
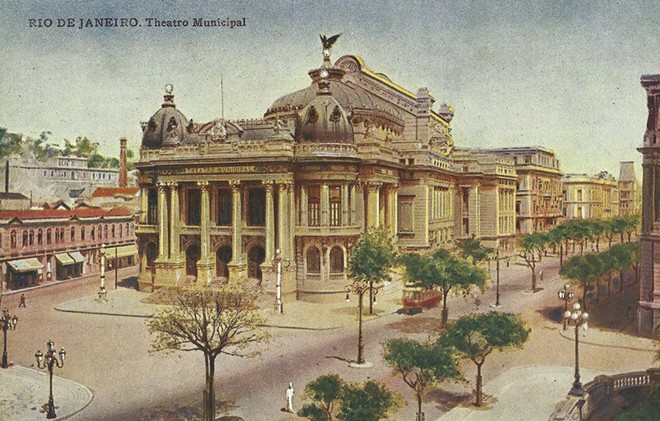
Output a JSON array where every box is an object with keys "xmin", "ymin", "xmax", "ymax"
[{"xmin": 1, "ymin": 0, "xmax": 659, "ymax": 177}]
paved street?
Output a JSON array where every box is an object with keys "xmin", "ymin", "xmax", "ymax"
[{"xmin": 0, "ymin": 254, "xmax": 657, "ymax": 421}]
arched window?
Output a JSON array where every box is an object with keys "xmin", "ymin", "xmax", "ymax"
[
  {"xmin": 71, "ymin": 227, "xmax": 76, "ymax": 242},
  {"xmin": 37, "ymin": 229, "xmax": 43, "ymax": 245},
  {"xmin": 329, "ymin": 247, "xmax": 344, "ymax": 273},
  {"xmin": 111, "ymin": 225, "xmax": 115, "ymax": 238},
  {"xmin": 306, "ymin": 247, "xmax": 321, "ymax": 273},
  {"xmin": 91, "ymin": 227, "xmax": 95, "ymax": 240},
  {"xmin": 119, "ymin": 224, "xmax": 123, "ymax": 238},
  {"xmin": 29, "ymin": 230, "xmax": 35, "ymax": 246},
  {"xmin": 22, "ymin": 231, "xmax": 28, "ymax": 247},
  {"xmin": 104, "ymin": 224, "xmax": 108, "ymax": 239},
  {"xmin": 10, "ymin": 230, "xmax": 16, "ymax": 248},
  {"xmin": 46, "ymin": 229, "xmax": 52, "ymax": 245},
  {"xmin": 81, "ymin": 226, "xmax": 85, "ymax": 241},
  {"xmin": 126, "ymin": 222, "xmax": 130, "ymax": 236}
]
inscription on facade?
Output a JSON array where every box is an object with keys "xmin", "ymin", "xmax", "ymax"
[{"xmin": 160, "ymin": 165, "xmax": 288, "ymax": 175}]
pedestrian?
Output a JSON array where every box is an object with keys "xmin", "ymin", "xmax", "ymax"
[
  {"xmin": 18, "ymin": 293, "xmax": 26, "ymax": 308},
  {"xmin": 539, "ymin": 269, "xmax": 544, "ymax": 282},
  {"xmin": 285, "ymin": 382, "xmax": 295, "ymax": 413},
  {"xmin": 473, "ymin": 291, "xmax": 481, "ymax": 310}
]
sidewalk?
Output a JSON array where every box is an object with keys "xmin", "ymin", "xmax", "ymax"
[
  {"xmin": 54, "ymin": 285, "xmax": 404, "ymax": 330},
  {"xmin": 0, "ymin": 365, "xmax": 93, "ymax": 420},
  {"xmin": 435, "ymin": 366, "xmax": 602, "ymax": 421}
]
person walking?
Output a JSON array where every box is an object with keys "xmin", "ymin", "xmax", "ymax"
[
  {"xmin": 285, "ymin": 382, "xmax": 295, "ymax": 413},
  {"xmin": 18, "ymin": 293, "xmax": 26, "ymax": 308}
]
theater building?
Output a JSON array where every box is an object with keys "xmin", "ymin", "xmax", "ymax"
[
  {"xmin": 134, "ymin": 41, "xmax": 517, "ymax": 300},
  {"xmin": 638, "ymin": 74, "xmax": 660, "ymax": 336}
]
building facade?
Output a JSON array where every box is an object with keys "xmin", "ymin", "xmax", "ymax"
[
  {"xmin": 562, "ymin": 172, "xmax": 619, "ymax": 220},
  {"xmin": 471, "ymin": 147, "xmax": 563, "ymax": 234},
  {"xmin": 0, "ymin": 155, "xmax": 119, "ymax": 204},
  {"xmin": 0, "ymin": 206, "xmax": 136, "ymax": 290},
  {"xmin": 134, "ymin": 42, "xmax": 517, "ymax": 300},
  {"xmin": 638, "ymin": 74, "xmax": 660, "ymax": 337},
  {"xmin": 619, "ymin": 161, "xmax": 641, "ymax": 216}
]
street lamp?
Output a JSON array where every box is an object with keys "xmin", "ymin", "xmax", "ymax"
[
  {"xmin": 558, "ymin": 284, "xmax": 574, "ymax": 330},
  {"xmin": 98, "ymin": 244, "xmax": 107, "ymax": 301},
  {"xmin": 273, "ymin": 249, "xmax": 284, "ymax": 314},
  {"xmin": 35, "ymin": 339, "xmax": 66, "ymax": 419},
  {"xmin": 345, "ymin": 281, "xmax": 378, "ymax": 365},
  {"xmin": 564, "ymin": 302, "xmax": 588, "ymax": 397},
  {"xmin": 490, "ymin": 249, "xmax": 510, "ymax": 308},
  {"xmin": 1, "ymin": 308, "xmax": 18, "ymax": 368}
]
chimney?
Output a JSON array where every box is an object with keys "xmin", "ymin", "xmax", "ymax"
[
  {"xmin": 118, "ymin": 137, "xmax": 127, "ymax": 187},
  {"xmin": 5, "ymin": 161, "xmax": 8, "ymax": 193}
]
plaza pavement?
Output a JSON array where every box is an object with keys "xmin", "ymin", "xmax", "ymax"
[{"xmin": 2, "ymin": 275, "xmax": 656, "ymax": 421}]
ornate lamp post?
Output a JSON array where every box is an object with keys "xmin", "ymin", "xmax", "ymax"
[
  {"xmin": 273, "ymin": 249, "xmax": 283, "ymax": 314},
  {"xmin": 98, "ymin": 244, "xmax": 107, "ymax": 301},
  {"xmin": 35, "ymin": 339, "xmax": 66, "ymax": 419},
  {"xmin": 564, "ymin": 302, "xmax": 588, "ymax": 396},
  {"xmin": 558, "ymin": 284, "xmax": 574, "ymax": 330},
  {"xmin": 490, "ymin": 249, "xmax": 510, "ymax": 308},
  {"xmin": 345, "ymin": 281, "xmax": 378, "ymax": 365},
  {"xmin": 1, "ymin": 308, "xmax": 18, "ymax": 368}
]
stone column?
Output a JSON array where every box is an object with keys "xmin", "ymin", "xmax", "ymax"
[
  {"xmin": 341, "ymin": 184, "xmax": 349, "ymax": 226},
  {"xmin": 197, "ymin": 180, "xmax": 214, "ymax": 284},
  {"xmin": 140, "ymin": 186, "xmax": 148, "ymax": 224},
  {"xmin": 301, "ymin": 185, "xmax": 308, "ymax": 226},
  {"xmin": 288, "ymin": 183, "xmax": 296, "ymax": 262},
  {"xmin": 264, "ymin": 180, "xmax": 275, "ymax": 263},
  {"xmin": 156, "ymin": 182, "xmax": 169, "ymax": 260},
  {"xmin": 278, "ymin": 183, "xmax": 290, "ymax": 258},
  {"xmin": 366, "ymin": 181, "xmax": 382, "ymax": 228},
  {"xmin": 228, "ymin": 180, "xmax": 246, "ymax": 280},
  {"xmin": 350, "ymin": 183, "xmax": 357, "ymax": 226},
  {"xmin": 387, "ymin": 184, "xmax": 398, "ymax": 236},
  {"xmin": 169, "ymin": 182, "xmax": 181, "ymax": 262},
  {"xmin": 321, "ymin": 184, "xmax": 330, "ymax": 226}
]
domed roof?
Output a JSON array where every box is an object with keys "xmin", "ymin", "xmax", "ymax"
[
  {"xmin": 295, "ymin": 86, "xmax": 354, "ymax": 144},
  {"xmin": 141, "ymin": 85, "xmax": 191, "ymax": 149},
  {"xmin": 267, "ymin": 79, "xmax": 403, "ymax": 123}
]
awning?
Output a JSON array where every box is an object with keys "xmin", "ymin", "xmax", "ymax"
[
  {"xmin": 68, "ymin": 251, "xmax": 85, "ymax": 263},
  {"xmin": 107, "ymin": 244, "xmax": 138, "ymax": 259},
  {"xmin": 7, "ymin": 258, "xmax": 43, "ymax": 273},
  {"xmin": 55, "ymin": 253, "xmax": 75, "ymax": 265}
]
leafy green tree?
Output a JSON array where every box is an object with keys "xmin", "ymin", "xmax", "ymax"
[
  {"xmin": 518, "ymin": 232, "xmax": 547, "ymax": 291},
  {"xmin": 606, "ymin": 243, "xmax": 633, "ymax": 293},
  {"xmin": 610, "ymin": 217, "xmax": 628, "ymax": 244},
  {"xmin": 298, "ymin": 374, "xmax": 344, "ymax": 421},
  {"xmin": 559, "ymin": 253, "xmax": 605, "ymax": 312},
  {"xmin": 457, "ymin": 236, "xmax": 493, "ymax": 264},
  {"xmin": 0, "ymin": 129, "xmax": 24, "ymax": 158},
  {"xmin": 349, "ymin": 227, "xmax": 397, "ymax": 285},
  {"xmin": 588, "ymin": 219, "xmax": 606, "ymax": 252},
  {"xmin": 147, "ymin": 285, "xmax": 269, "ymax": 421},
  {"xmin": 399, "ymin": 250, "xmax": 487, "ymax": 327},
  {"xmin": 439, "ymin": 312, "xmax": 530, "ymax": 407},
  {"xmin": 382, "ymin": 338, "xmax": 461, "ymax": 420},
  {"xmin": 336, "ymin": 380, "xmax": 400, "ymax": 421},
  {"xmin": 623, "ymin": 215, "xmax": 640, "ymax": 242},
  {"xmin": 548, "ymin": 224, "xmax": 569, "ymax": 267}
]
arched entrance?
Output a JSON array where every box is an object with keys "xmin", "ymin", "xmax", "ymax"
[
  {"xmin": 247, "ymin": 245, "xmax": 265, "ymax": 281},
  {"xmin": 216, "ymin": 245, "xmax": 232, "ymax": 279},
  {"xmin": 186, "ymin": 244, "xmax": 201, "ymax": 279}
]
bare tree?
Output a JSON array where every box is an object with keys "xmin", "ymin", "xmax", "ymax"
[{"xmin": 147, "ymin": 284, "xmax": 269, "ymax": 421}]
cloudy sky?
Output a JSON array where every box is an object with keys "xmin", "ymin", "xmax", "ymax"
[{"xmin": 1, "ymin": 1, "xmax": 659, "ymax": 177}]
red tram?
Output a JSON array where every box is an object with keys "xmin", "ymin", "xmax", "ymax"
[{"xmin": 401, "ymin": 285, "xmax": 442, "ymax": 313}]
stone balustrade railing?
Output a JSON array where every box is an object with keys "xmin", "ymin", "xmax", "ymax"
[{"xmin": 549, "ymin": 367, "xmax": 659, "ymax": 421}]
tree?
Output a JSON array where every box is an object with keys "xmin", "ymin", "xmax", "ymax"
[
  {"xmin": 382, "ymin": 338, "xmax": 461, "ymax": 420},
  {"xmin": 548, "ymin": 224, "xmax": 569, "ymax": 267},
  {"xmin": 623, "ymin": 215, "xmax": 640, "ymax": 242},
  {"xmin": 349, "ymin": 227, "xmax": 397, "ymax": 286},
  {"xmin": 439, "ymin": 312, "xmax": 530, "ymax": 407},
  {"xmin": 297, "ymin": 374, "xmax": 344, "ymax": 421},
  {"xmin": 518, "ymin": 232, "xmax": 547, "ymax": 291},
  {"xmin": 610, "ymin": 217, "xmax": 628, "ymax": 244},
  {"xmin": 399, "ymin": 250, "xmax": 487, "ymax": 327},
  {"xmin": 457, "ymin": 236, "xmax": 493, "ymax": 264},
  {"xmin": 336, "ymin": 380, "xmax": 400, "ymax": 421},
  {"xmin": 147, "ymin": 285, "xmax": 269, "ymax": 421},
  {"xmin": 559, "ymin": 253, "xmax": 605, "ymax": 312},
  {"xmin": 606, "ymin": 243, "xmax": 633, "ymax": 293}
]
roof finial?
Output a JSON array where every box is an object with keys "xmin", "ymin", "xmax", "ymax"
[
  {"xmin": 163, "ymin": 84, "xmax": 175, "ymax": 108},
  {"xmin": 320, "ymin": 34, "xmax": 341, "ymax": 68}
]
